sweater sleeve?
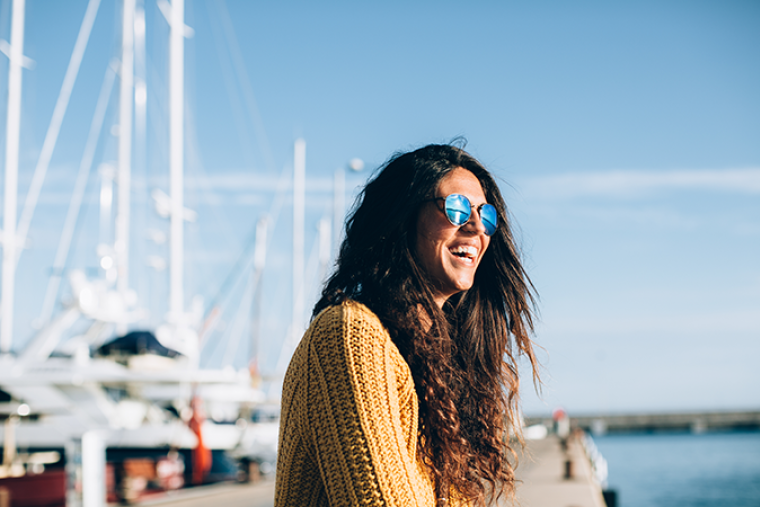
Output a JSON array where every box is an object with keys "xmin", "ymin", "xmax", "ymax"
[{"xmin": 305, "ymin": 302, "xmax": 436, "ymax": 507}]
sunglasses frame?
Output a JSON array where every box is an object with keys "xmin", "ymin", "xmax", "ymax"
[{"xmin": 427, "ymin": 193, "xmax": 498, "ymax": 236}]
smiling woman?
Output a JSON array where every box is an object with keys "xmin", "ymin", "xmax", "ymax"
[
  {"xmin": 415, "ymin": 168, "xmax": 493, "ymax": 307},
  {"xmin": 275, "ymin": 143, "xmax": 540, "ymax": 507}
]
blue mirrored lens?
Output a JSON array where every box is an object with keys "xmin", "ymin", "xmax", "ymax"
[
  {"xmin": 479, "ymin": 204, "xmax": 498, "ymax": 236},
  {"xmin": 444, "ymin": 194, "xmax": 471, "ymax": 225}
]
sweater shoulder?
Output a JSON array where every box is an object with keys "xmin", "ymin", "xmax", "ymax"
[
  {"xmin": 310, "ymin": 300, "xmax": 389, "ymax": 345},
  {"xmin": 314, "ymin": 299, "xmax": 384, "ymax": 326}
]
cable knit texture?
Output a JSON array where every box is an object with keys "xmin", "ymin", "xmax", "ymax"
[{"xmin": 275, "ymin": 300, "xmax": 437, "ymax": 507}]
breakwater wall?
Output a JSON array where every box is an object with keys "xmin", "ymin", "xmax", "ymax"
[{"xmin": 524, "ymin": 410, "xmax": 760, "ymax": 434}]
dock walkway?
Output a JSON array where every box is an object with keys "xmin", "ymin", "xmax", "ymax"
[
  {"xmin": 113, "ymin": 480, "xmax": 275, "ymax": 507},
  {"xmin": 122, "ymin": 433, "xmax": 605, "ymax": 507},
  {"xmin": 513, "ymin": 434, "xmax": 607, "ymax": 507}
]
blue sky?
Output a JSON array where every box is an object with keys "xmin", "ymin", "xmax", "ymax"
[{"xmin": 2, "ymin": 0, "xmax": 759, "ymax": 415}]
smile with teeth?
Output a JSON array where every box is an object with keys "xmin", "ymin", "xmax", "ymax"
[{"xmin": 449, "ymin": 245, "xmax": 478, "ymax": 262}]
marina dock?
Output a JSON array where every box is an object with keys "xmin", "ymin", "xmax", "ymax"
[
  {"xmin": 95, "ymin": 432, "xmax": 607, "ymax": 507},
  {"xmin": 513, "ymin": 433, "xmax": 608, "ymax": 507},
  {"xmin": 109, "ymin": 480, "xmax": 276, "ymax": 507}
]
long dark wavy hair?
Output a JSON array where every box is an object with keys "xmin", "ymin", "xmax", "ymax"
[{"xmin": 313, "ymin": 143, "xmax": 539, "ymax": 506}]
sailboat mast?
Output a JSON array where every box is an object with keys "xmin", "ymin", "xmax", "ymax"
[
  {"xmin": 250, "ymin": 217, "xmax": 268, "ymax": 373},
  {"xmin": 169, "ymin": 0, "xmax": 184, "ymax": 323},
  {"xmin": 292, "ymin": 139, "xmax": 305, "ymax": 339},
  {"xmin": 1, "ymin": 0, "xmax": 26, "ymax": 354},
  {"xmin": 333, "ymin": 166, "xmax": 345, "ymax": 256},
  {"xmin": 116, "ymin": 0, "xmax": 134, "ymax": 299}
]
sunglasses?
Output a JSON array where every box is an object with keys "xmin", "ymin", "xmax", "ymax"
[{"xmin": 429, "ymin": 194, "xmax": 498, "ymax": 236}]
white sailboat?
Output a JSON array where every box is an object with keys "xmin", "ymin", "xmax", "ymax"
[{"xmin": 0, "ymin": 1, "xmax": 284, "ymax": 504}]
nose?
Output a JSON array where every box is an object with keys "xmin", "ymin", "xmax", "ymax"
[{"xmin": 462, "ymin": 210, "xmax": 488, "ymax": 235}]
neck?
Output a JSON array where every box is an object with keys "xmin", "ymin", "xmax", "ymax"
[{"xmin": 416, "ymin": 303, "xmax": 434, "ymax": 332}]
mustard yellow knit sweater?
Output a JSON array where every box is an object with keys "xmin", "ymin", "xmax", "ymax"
[{"xmin": 275, "ymin": 300, "xmax": 437, "ymax": 506}]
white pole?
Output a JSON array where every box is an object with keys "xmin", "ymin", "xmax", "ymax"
[
  {"xmin": 254, "ymin": 218, "xmax": 268, "ymax": 274},
  {"xmin": 116, "ymin": 0, "xmax": 134, "ymax": 300},
  {"xmin": 333, "ymin": 167, "xmax": 345, "ymax": 257},
  {"xmin": 2, "ymin": 415, "xmax": 18, "ymax": 467},
  {"xmin": 81, "ymin": 431, "xmax": 106, "ymax": 507},
  {"xmin": 1, "ymin": 0, "xmax": 26, "ymax": 354},
  {"xmin": 133, "ymin": 3, "xmax": 147, "ymax": 304},
  {"xmin": 251, "ymin": 217, "xmax": 267, "ymax": 370},
  {"xmin": 318, "ymin": 218, "xmax": 331, "ymax": 288},
  {"xmin": 169, "ymin": 0, "xmax": 184, "ymax": 322},
  {"xmin": 292, "ymin": 139, "xmax": 305, "ymax": 338},
  {"xmin": 99, "ymin": 164, "xmax": 115, "ymax": 249},
  {"xmin": 134, "ymin": 5, "xmax": 146, "ymax": 166}
]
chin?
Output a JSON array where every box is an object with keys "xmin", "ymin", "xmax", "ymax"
[{"xmin": 450, "ymin": 280, "xmax": 475, "ymax": 295}]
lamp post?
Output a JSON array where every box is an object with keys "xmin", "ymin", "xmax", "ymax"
[{"xmin": 332, "ymin": 158, "xmax": 364, "ymax": 258}]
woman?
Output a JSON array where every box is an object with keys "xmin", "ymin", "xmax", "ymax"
[{"xmin": 275, "ymin": 143, "xmax": 539, "ymax": 506}]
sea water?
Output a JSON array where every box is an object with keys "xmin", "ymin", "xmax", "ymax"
[{"xmin": 593, "ymin": 431, "xmax": 760, "ymax": 507}]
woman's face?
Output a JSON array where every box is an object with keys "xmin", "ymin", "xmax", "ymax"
[{"xmin": 415, "ymin": 167, "xmax": 491, "ymax": 308}]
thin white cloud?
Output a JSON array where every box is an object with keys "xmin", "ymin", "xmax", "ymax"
[
  {"xmin": 183, "ymin": 173, "xmax": 366, "ymax": 193},
  {"xmin": 534, "ymin": 203, "xmax": 701, "ymax": 228},
  {"xmin": 521, "ymin": 168, "xmax": 760, "ymax": 199},
  {"xmin": 539, "ymin": 308, "xmax": 760, "ymax": 337}
]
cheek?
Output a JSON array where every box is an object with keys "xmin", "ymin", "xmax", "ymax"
[
  {"xmin": 415, "ymin": 230, "xmax": 451, "ymax": 280},
  {"xmin": 414, "ymin": 206, "xmax": 459, "ymax": 269},
  {"xmin": 415, "ymin": 230, "xmax": 440, "ymax": 266},
  {"xmin": 415, "ymin": 213, "xmax": 439, "ymax": 253}
]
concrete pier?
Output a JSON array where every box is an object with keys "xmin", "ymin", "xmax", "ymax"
[
  {"xmin": 103, "ymin": 430, "xmax": 613, "ymax": 507},
  {"xmin": 124, "ymin": 434, "xmax": 606, "ymax": 507},
  {"xmin": 513, "ymin": 433, "xmax": 607, "ymax": 507},
  {"xmin": 524, "ymin": 410, "xmax": 760, "ymax": 434},
  {"xmin": 110, "ymin": 480, "xmax": 275, "ymax": 507}
]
